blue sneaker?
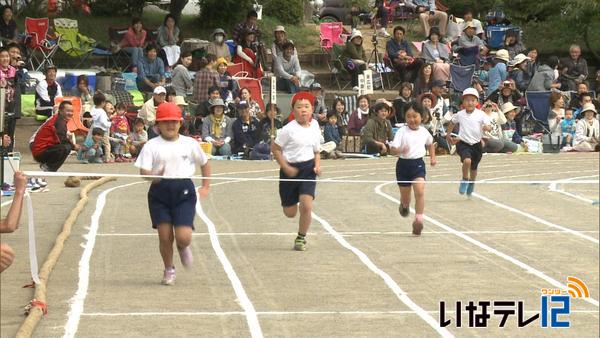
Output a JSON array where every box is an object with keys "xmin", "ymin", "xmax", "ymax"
[
  {"xmin": 466, "ymin": 182, "xmax": 475, "ymax": 196},
  {"xmin": 459, "ymin": 180, "xmax": 469, "ymax": 195}
]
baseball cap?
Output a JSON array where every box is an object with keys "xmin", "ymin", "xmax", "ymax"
[
  {"xmin": 153, "ymin": 86, "xmax": 167, "ymax": 95},
  {"xmin": 461, "ymin": 88, "xmax": 479, "ymax": 100},
  {"xmin": 431, "ymin": 79, "xmax": 446, "ymax": 88},
  {"xmin": 155, "ymin": 102, "xmax": 182, "ymax": 122}
]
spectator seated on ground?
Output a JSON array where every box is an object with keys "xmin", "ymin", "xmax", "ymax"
[
  {"xmin": 232, "ymin": 101, "xmax": 259, "ymax": 155},
  {"xmin": 311, "ymin": 83, "xmax": 328, "ymax": 125},
  {"xmin": 348, "ymin": 94, "xmax": 371, "ymax": 136},
  {"xmin": 508, "ymin": 53, "xmax": 532, "ymax": 93},
  {"xmin": 501, "ymin": 102, "xmax": 525, "ymax": 148},
  {"xmin": 430, "ymin": 79, "xmax": 449, "ymax": 118},
  {"xmin": 392, "ymin": 82, "xmax": 415, "ymax": 125},
  {"xmin": 561, "ymin": 109, "xmax": 576, "ymax": 148},
  {"xmin": 528, "ymin": 56, "xmax": 561, "ymax": 92},
  {"xmin": 196, "ymin": 86, "xmax": 223, "ymax": 130},
  {"xmin": 129, "ymin": 117, "xmax": 148, "ymax": 157},
  {"xmin": 202, "ymin": 98, "xmax": 234, "ymax": 156},
  {"xmin": 573, "ymin": 103, "xmax": 600, "ymax": 152},
  {"xmin": 138, "ymin": 85, "xmax": 166, "ymax": 136},
  {"xmin": 569, "ymin": 82, "xmax": 590, "ymax": 110},
  {"xmin": 271, "ymin": 25, "xmax": 295, "ymax": 59},
  {"xmin": 486, "ymin": 49, "xmax": 510, "ymax": 98},
  {"xmin": 503, "ymin": 30, "xmax": 525, "ymax": 60},
  {"xmin": 560, "ymin": 44, "xmax": 588, "ymax": 91},
  {"xmin": 323, "ymin": 111, "xmax": 344, "ymax": 159},
  {"xmin": 116, "ymin": 17, "xmax": 147, "ymax": 67},
  {"xmin": 207, "ymin": 28, "xmax": 231, "ymax": 62},
  {"xmin": 341, "ymin": 30, "xmax": 368, "ymax": 88},
  {"xmin": 237, "ymin": 86, "xmax": 263, "ymax": 120},
  {"xmin": 386, "ymin": 25, "xmax": 423, "ymax": 83},
  {"xmin": 274, "ymin": 42, "xmax": 301, "ymax": 94},
  {"xmin": 35, "ymin": 65, "xmax": 62, "ymax": 121},
  {"xmin": 574, "ymin": 92, "xmax": 593, "ymax": 119},
  {"xmin": 331, "ymin": 98, "xmax": 350, "ymax": 133},
  {"xmin": 233, "ymin": 29, "xmax": 264, "ymax": 79},
  {"xmin": 453, "ymin": 22, "xmax": 488, "ymax": 62},
  {"xmin": 487, "ymin": 79, "xmax": 522, "ymax": 106},
  {"xmin": 548, "ymin": 91, "xmax": 566, "ymax": 139},
  {"xmin": 156, "ymin": 13, "xmax": 181, "ymax": 68},
  {"xmin": 137, "ymin": 44, "xmax": 166, "ymax": 93},
  {"xmin": 361, "ymin": 101, "xmax": 393, "ymax": 155},
  {"xmin": 30, "ymin": 101, "xmax": 80, "ymax": 172},
  {"xmin": 0, "ymin": 171, "xmax": 26, "ymax": 273},
  {"xmin": 414, "ymin": 63, "xmax": 433, "ymax": 96},
  {"xmin": 72, "ymin": 74, "xmax": 93, "ymax": 113},
  {"xmin": 457, "ymin": 8, "xmax": 484, "ymax": 40},
  {"xmin": 405, "ymin": 0, "xmax": 448, "ymax": 38},
  {"xmin": 482, "ymin": 101, "xmax": 518, "ymax": 153},
  {"xmin": 421, "ymin": 27, "xmax": 450, "ymax": 82},
  {"xmin": 215, "ymin": 57, "xmax": 238, "ymax": 105},
  {"xmin": 77, "ymin": 127, "xmax": 105, "ymax": 163},
  {"xmin": 171, "ymin": 51, "xmax": 193, "ymax": 97},
  {"xmin": 193, "ymin": 54, "xmax": 220, "ymax": 104}
]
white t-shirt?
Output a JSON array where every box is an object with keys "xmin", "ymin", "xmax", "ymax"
[
  {"xmin": 90, "ymin": 107, "xmax": 111, "ymax": 131},
  {"xmin": 275, "ymin": 119, "xmax": 320, "ymax": 163},
  {"xmin": 134, "ymin": 135, "xmax": 208, "ymax": 177},
  {"xmin": 390, "ymin": 125, "xmax": 433, "ymax": 159},
  {"xmin": 451, "ymin": 109, "xmax": 491, "ymax": 145}
]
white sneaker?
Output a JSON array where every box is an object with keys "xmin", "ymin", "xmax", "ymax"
[
  {"xmin": 28, "ymin": 178, "xmax": 41, "ymax": 191},
  {"xmin": 352, "ymin": 86, "xmax": 359, "ymax": 91},
  {"xmin": 379, "ymin": 28, "xmax": 390, "ymax": 38},
  {"xmin": 36, "ymin": 178, "xmax": 48, "ymax": 188}
]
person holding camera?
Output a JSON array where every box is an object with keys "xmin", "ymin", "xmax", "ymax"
[
  {"xmin": 405, "ymin": 0, "xmax": 448, "ymax": 38},
  {"xmin": 233, "ymin": 30, "xmax": 264, "ymax": 79}
]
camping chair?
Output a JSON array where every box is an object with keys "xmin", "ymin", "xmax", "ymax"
[
  {"xmin": 455, "ymin": 46, "xmax": 480, "ymax": 69},
  {"xmin": 54, "ymin": 18, "xmax": 96, "ymax": 68},
  {"xmin": 449, "ymin": 64, "xmax": 475, "ymax": 93},
  {"xmin": 108, "ymin": 27, "xmax": 135, "ymax": 71},
  {"xmin": 25, "ymin": 17, "xmax": 61, "ymax": 71},
  {"xmin": 319, "ymin": 22, "xmax": 345, "ymax": 51},
  {"xmin": 524, "ymin": 91, "xmax": 552, "ymax": 132},
  {"xmin": 329, "ymin": 44, "xmax": 352, "ymax": 90},
  {"xmin": 55, "ymin": 96, "xmax": 88, "ymax": 136},
  {"xmin": 236, "ymin": 78, "xmax": 265, "ymax": 112},
  {"xmin": 227, "ymin": 63, "xmax": 249, "ymax": 78}
]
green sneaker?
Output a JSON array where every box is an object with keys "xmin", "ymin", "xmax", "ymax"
[{"xmin": 293, "ymin": 236, "xmax": 306, "ymax": 251}]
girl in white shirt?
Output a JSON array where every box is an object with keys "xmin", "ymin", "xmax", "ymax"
[
  {"xmin": 271, "ymin": 92, "xmax": 321, "ymax": 251},
  {"xmin": 135, "ymin": 102, "xmax": 211, "ymax": 285},
  {"xmin": 390, "ymin": 101, "xmax": 437, "ymax": 236}
]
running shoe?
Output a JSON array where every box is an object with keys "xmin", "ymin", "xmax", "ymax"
[
  {"xmin": 28, "ymin": 178, "xmax": 41, "ymax": 191},
  {"xmin": 293, "ymin": 236, "xmax": 306, "ymax": 251},
  {"xmin": 412, "ymin": 219, "xmax": 424, "ymax": 236},
  {"xmin": 466, "ymin": 182, "xmax": 475, "ymax": 196},
  {"xmin": 459, "ymin": 180, "xmax": 469, "ymax": 195},
  {"xmin": 162, "ymin": 267, "xmax": 176, "ymax": 285},
  {"xmin": 36, "ymin": 178, "xmax": 48, "ymax": 188},
  {"xmin": 178, "ymin": 246, "xmax": 194, "ymax": 269},
  {"xmin": 398, "ymin": 204, "xmax": 409, "ymax": 217},
  {"xmin": 39, "ymin": 163, "xmax": 50, "ymax": 172}
]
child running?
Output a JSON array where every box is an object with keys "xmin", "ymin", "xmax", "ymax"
[
  {"xmin": 134, "ymin": 102, "xmax": 211, "ymax": 285},
  {"xmin": 445, "ymin": 88, "xmax": 492, "ymax": 196},
  {"xmin": 271, "ymin": 92, "xmax": 321, "ymax": 251},
  {"xmin": 389, "ymin": 102, "xmax": 437, "ymax": 235}
]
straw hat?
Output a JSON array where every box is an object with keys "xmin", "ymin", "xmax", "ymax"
[
  {"xmin": 174, "ymin": 96, "xmax": 188, "ymax": 106},
  {"xmin": 501, "ymin": 102, "xmax": 520, "ymax": 114},
  {"xmin": 274, "ymin": 25, "xmax": 286, "ymax": 33},
  {"xmin": 580, "ymin": 102, "xmax": 597, "ymax": 116},
  {"xmin": 509, "ymin": 53, "xmax": 530, "ymax": 67},
  {"xmin": 495, "ymin": 49, "xmax": 510, "ymax": 62}
]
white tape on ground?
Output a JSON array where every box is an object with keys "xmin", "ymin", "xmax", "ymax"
[
  {"xmin": 63, "ymin": 181, "xmax": 144, "ymax": 338},
  {"xmin": 1, "ymin": 198, "xmax": 12, "ymax": 207},
  {"xmin": 312, "ymin": 212, "xmax": 454, "ymax": 338},
  {"xmin": 548, "ymin": 175, "xmax": 600, "ymax": 205},
  {"xmin": 195, "ymin": 202, "xmax": 263, "ymax": 338},
  {"xmin": 374, "ymin": 182, "xmax": 599, "ymax": 308},
  {"xmin": 25, "ymin": 193, "xmax": 41, "ymax": 285}
]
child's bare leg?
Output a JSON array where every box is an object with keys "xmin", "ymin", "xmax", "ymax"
[
  {"xmin": 462, "ymin": 158, "xmax": 471, "ymax": 179},
  {"xmin": 157, "ymin": 223, "xmax": 174, "ymax": 269},
  {"xmin": 283, "ymin": 205, "xmax": 298, "ymax": 218},
  {"xmin": 399, "ymin": 186, "xmax": 412, "ymax": 208},
  {"xmin": 298, "ymin": 195, "xmax": 313, "ymax": 236},
  {"xmin": 412, "ymin": 179, "xmax": 425, "ymax": 214},
  {"xmin": 470, "ymin": 169, "xmax": 477, "ymax": 181},
  {"xmin": 174, "ymin": 226, "xmax": 193, "ymax": 249}
]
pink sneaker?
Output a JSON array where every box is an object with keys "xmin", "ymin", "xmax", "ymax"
[
  {"xmin": 178, "ymin": 246, "xmax": 193, "ymax": 269},
  {"xmin": 162, "ymin": 267, "xmax": 176, "ymax": 285}
]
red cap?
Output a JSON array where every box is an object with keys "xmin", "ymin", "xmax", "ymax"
[
  {"xmin": 291, "ymin": 91, "xmax": 315, "ymax": 107},
  {"xmin": 155, "ymin": 102, "xmax": 182, "ymax": 122}
]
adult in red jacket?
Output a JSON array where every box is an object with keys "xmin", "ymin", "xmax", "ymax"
[{"xmin": 30, "ymin": 101, "xmax": 79, "ymax": 171}]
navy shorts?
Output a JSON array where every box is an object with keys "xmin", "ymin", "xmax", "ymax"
[
  {"xmin": 279, "ymin": 159, "xmax": 317, "ymax": 207},
  {"xmin": 456, "ymin": 141, "xmax": 483, "ymax": 171},
  {"xmin": 148, "ymin": 179, "xmax": 197, "ymax": 229},
  {"xmin": 396, "ymin": 158, "xmax": 426, "ymax": 187}
]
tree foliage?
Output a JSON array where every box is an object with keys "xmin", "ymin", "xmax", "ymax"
[
  {"xmin": 198, "ymin": 0, "xmax": 253, "ymax": 28},
  {"xmin": 262, "ymin": 0, "xmax": 303, "ymax": 25}
]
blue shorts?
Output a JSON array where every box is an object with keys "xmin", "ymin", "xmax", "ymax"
[
  {"xmin": 396, "ymin": 158, "xmax": 426, "ymax": 187},
  {"xmin": 456, "ymin": 141, "xmax": 483, "ymax": 170},
  {"xmin": 148, "ymin": 179, "xmax": 197, "ymax": 229},
  {"xmin": 279, "ymin": 159, "xmax": 317, "ymax": 207}
]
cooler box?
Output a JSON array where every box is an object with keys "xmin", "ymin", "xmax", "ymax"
[
  {"xmin": 2, "ymin": 152, "xmax": 20, "ymax": 186},
  {"xmin": 122, "ymin": 72, "xmax": 138, "ymax": 91}
]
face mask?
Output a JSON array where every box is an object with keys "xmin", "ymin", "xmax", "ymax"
[{"xmin": 215, "ymin": 35, "xmax": 224, "ymax": 43}]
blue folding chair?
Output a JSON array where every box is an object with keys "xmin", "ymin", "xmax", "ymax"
[
  {"xmin": 525, "ymin": 91, "xmax": 552, "ymax": 133},
  {"xmin": 449, "ymin": 64, "xmax": 475, "ymax": 93},
  {"xmin": 456, "ymin": 46, "xmax": 480, "ymax": 69}
]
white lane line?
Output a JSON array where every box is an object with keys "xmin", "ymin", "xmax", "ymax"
[
  {"xmin": 63, "ymin": 181, "xmax": 144, "ymax": 338},
  {"xmin": 312, "ymin": 212, "xmax": 454, "ymax": 338},
  {"xmin": 471, "ymin": 192, "xmax": 599, "ymax": 244},
  {"xmin": 96, "ymin": 230, "xmax": 600, "ymax": 237},
  {"xmin": 1, "ymin": 198, "xmax": 13, "ymax": 207},
  {"xmin": 548, "ymin": 175, "xmax": 599, "ymax": 205},
  {"xmin": 195, "ymin": 202, "xmax": 263, "ymax": 338},
  {"xmin": 374, "ymin": 182, "xmax": 600, "ymax": 308},
  {"xmin": 80, "ymin": 309, "xmax": 600, "ymax": 316}
]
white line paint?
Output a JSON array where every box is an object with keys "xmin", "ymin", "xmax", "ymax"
[
  {"xmin": 548, "ymin": 175, "xmax": 599, "ymax": 205},
  {"xmin": 80, "ymin": 309, "xmax": 600, "ymax": 316},
  {"xmin": 374, "ymin": 182, "xmax": 600, "ymax": 308},
  {"xmin": 1, "ymin": 198, "xmax": 13, "ymax": 207},
  {"xmin": 96, "ymin": 230, "xmax": 600, "ymax": 237},
  {"xmin": 63, "ymin": 181, "xmax": 144, "ymax": 338},
  {"xmin": 195, "ymin": 202, "xmax": 263, "ymax": 338},
  {"xmin": 471, "ymin": 192, "xmax": 599, "ymax": 244},
  {"xmin": 312, "ymin": 212, "xmax": 454, "ymax": 337}
]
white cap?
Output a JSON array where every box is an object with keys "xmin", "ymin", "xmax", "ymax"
[
  {"xmin": 461, "ymin": 88, "xmax": 479, "ymax": 100},
  {"xmin": 153, "ymin": 86, "xmax": 167, "ymax": 95}
]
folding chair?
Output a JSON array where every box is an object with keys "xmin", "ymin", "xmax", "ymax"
[
  {"xmin": 54, "ymin": 18, "xmax": 96, "ymax": 68},
  {"xmin": 455, "ymin": 46, "xmax": 480, "ymax": 69},
  {"xmin": 525, "ymin": 91, "xmax": 552, "ymax": 133},
  {"xmin": 227, "ymin": 63, "xmax": 248, "ymax": 78},
  {"xmin": 55, "ymin": 96, "xmax": 88, "ymax": 136},
  {"xmin": 108, "ymin": 27, "xmax": 133, "ymax": 71},
  {"xmin": 236, "ymin": 78, "xmax": 265, "ymax": 112},
  {"xmin": 319, "ymin": 22, "xmax": 345, "ymax": 51},
  {"xmin": 449, "ymin": 64, "xmax": 475, "ymax": 93},
  {"xmin": 329, "ymin": 44, "xmax": 352, "ymax": 90},
  {"xmin": 25, "ymin": 17, "xmax": 61, "ymax": 71}
]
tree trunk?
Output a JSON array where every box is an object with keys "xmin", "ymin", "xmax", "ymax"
[
  {"xmin": 583, "ymin": 25, "xmax": 600, "ymax": 64},
  {"xmin": 170, "ymin": 0, "xmax": 190, "ymax": 22}
]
